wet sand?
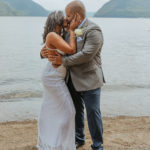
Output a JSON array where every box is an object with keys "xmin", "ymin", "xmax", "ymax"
[{"xmin": 0, "ymin": 116, "xmax": 150, "ymax": 150}]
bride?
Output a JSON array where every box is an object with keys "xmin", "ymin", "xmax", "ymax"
[{"xmin": 37, "ymin": 11, "xmax": 79, "ymax": 150}]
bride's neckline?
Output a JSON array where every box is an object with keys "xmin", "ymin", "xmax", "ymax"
[
  {"xmin": 45, "ymin": 44, "xmax": 57, "ymax": 51},
  {"xmin": 45, "ymin": 44, "xmax": 65, "ymax": 55}
]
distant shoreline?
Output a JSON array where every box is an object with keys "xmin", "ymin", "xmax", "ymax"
[{"xmin": 1, "ymin": 16, "xmax": 150, "ymax": 19}]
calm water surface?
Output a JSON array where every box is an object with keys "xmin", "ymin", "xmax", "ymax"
[{"xmin": 0, "ymin": 17, "xmax": 150, "ymax": 116}]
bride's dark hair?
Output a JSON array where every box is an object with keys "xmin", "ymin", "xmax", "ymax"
[{"xmin": 43, "ymin": 11, "xmax": 64, "ymax": 43}]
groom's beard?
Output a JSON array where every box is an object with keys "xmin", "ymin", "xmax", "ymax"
[
  {"xmin": 66, "ymin": 16, "xmax": 75, "ymax": 30},
  {"xmin": 65, "ymin": 22, "xmax": 70, "ymax": 31},
  {"xmin": 67, "ymin": 21, "xmax": 71, "ymax": 26},
  {"xmin": 66, "ymin": 20, "xmax": 72, "ymax": 29},
  {"xmin": 67, "ymin": 15, "xmax": 74, "ymax": 25}
]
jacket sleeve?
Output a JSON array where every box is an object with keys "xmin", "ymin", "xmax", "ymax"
[{"xmin": 62, "ymin": 29, "xmax": 103, "ymax": 67}]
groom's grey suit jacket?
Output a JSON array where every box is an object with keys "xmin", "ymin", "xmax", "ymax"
[{"xmin": 63, "ymin": 19, "xmax": 105, "ymax": 92}]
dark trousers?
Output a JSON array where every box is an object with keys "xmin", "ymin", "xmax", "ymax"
[{"xmin": 67, "ymin": 76, "xmax": 103, "ymax": 150}]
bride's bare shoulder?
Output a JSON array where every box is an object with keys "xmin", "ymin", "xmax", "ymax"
[
  {"xmin": 46, "ymin": 32, "xmax": 61, "ymax": 44},
  {"xmin": 46, "ymin": 32, "xmax": 58, "ymax": 40}
]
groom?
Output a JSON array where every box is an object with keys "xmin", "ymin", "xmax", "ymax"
[{"xmin": 41, "ymin": 1, "xmax": 105, "ymax": 150}]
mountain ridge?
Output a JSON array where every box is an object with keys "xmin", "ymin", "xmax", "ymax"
[
  {"xmin": 0, "ymin": 0, "xmax": 49, "ymax": 16},
  {"xmin": 94, "ymin": 0, "xmax": 150, "ymax": 18}
]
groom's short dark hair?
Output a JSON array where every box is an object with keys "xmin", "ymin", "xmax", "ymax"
[{"xmin": 66, "ymin": 0, "xmax": 86, "ymax": 18}]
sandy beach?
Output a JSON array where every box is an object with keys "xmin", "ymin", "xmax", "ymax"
[{"xmin": 0, "ymin": 116, "xmax": 150, "ymax": 150}]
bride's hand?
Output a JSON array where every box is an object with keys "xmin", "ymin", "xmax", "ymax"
[{"xmin": 70, "ymin": 13, "xmax": 81, "ymax": 30}]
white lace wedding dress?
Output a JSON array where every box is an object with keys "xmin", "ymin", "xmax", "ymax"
[{"xmin": 37, "ymin": 49, "xmax": 76, "ymax": 150}]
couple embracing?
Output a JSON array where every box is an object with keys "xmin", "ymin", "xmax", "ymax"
[{"xmin": 38, "ymin": 1, "xmax": 105, "ymax": 150}]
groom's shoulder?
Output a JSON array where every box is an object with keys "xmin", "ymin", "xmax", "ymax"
[
  {"xmin": 86, "ymin": 19, "xmax": 102, "ymax": 32},
  {"xmin": 84, "ymin": 20, "xmax": 103, "ymax": 41}
]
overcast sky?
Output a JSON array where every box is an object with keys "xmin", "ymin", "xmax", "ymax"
[{"xmin": 33, "ymin": 0, "xmax": 110, "ymax": 12}]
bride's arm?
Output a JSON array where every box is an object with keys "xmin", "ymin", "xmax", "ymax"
[{"xmin": 45, "ymin": 30, "xmax": 76, "ymax": 55}]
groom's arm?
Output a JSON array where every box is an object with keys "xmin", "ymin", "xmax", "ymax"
[{"xmin": 62, "ymin": 29, "xmax": 103, "ymax": 67}]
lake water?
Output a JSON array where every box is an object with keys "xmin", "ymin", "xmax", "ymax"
[{"xmin": 0, "ymin": 17, "xmax": 150, "ymax": 121}]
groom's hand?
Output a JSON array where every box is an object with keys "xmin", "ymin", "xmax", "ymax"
[
  {"xmin": 48, "ymin": 52, "xmax": 62, "ymax": 66},
  {"xmin": 41, "ymin": 47, "xmax": 48, "ymax": 58}
]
